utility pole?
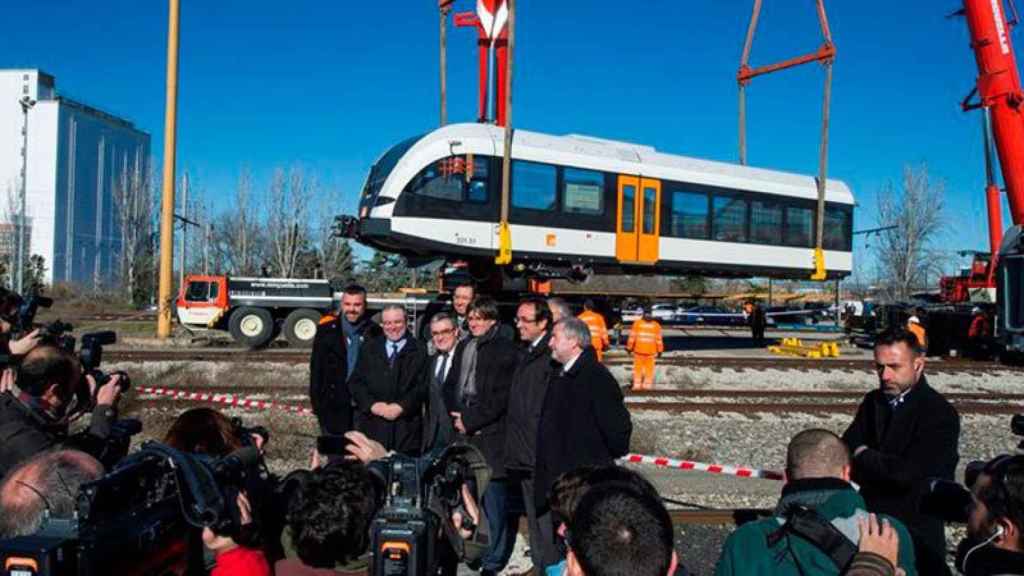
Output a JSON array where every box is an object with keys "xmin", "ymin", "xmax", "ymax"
[
  {"xmin": 495, "ymin": 0, "xmax": 513, "ymax": 265},
  {"xmin": 178, "ymin": 171, "xmax": 189, "ymax": 289},
  {"xmin": 17, "ymin": 96, "xmax": 35, "ymax": 294},
  {"xmin": 158, "ymin": 0, "xmax": 181, "ymax": 338},
  {"xmin": 440, "ymin": 0, "xmax": 453, "ymax": 126}
]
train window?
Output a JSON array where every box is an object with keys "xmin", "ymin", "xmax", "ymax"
[
  {"xmin": 563, "ymin": 168, "xmax": 604, "ymax": 215},
  {"xmin": 622, "ymin": 185, "xmax": 636, "ymax": 232},
  {"xmin": 670, "ymin": 190, "xmax": 709, "ymax": 239},
  {"xmin": 512, "ymin": 161, "xmax": 557, "ymax": 211},
  {"xmin": 824, "ymin": 205, "xmax": 851, "ymax": 251},
  {"xmin": 467, "ymin": 157, "xmax": 489, "ymax": 203},
  {"xmin": 410, "ymin": 160, "xmax": 465, "ymax": 201},
  {"xmin": 712, "ymin": 196, "xmax": 748, "ymax": 242},
  {"xmin": 785, "ymin": 206, "xmax": 814, "ymax": 247},
  {"xmin": 642, "ymin": 186, "xmax": 657, "ymax": 234},
  {"xmin": 751, "ymin": 201, "xmax": 783, "ymax": 244},
  {"xmin": 409, "ymin": 156, "xmax": 489, "ymax": 203}
]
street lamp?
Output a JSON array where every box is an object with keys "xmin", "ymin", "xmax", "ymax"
[{"xmin": 17, "ymin": 96, "xmax": 35, "ymax": 294}]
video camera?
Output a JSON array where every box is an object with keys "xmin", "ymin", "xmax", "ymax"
[
  {"xmin": 369, "ymin": 444, "xmax": 491, "ymax": 576},
  {"xmin": 0, "ymin": 441, "xmax": 265, "ymax": 576},
  {"xmin": 921, "ymin": 414, "xmax": 1024, "ymax": 523}
]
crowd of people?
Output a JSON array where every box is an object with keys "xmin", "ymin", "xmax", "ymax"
[{"xmin": 0, "ymin": 283, "xmax": 1021, "ymax": 576}]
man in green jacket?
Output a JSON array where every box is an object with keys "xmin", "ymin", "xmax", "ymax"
[{"xmin": 715, "ymin": 429, "xmax": 917, "ymax": 576}]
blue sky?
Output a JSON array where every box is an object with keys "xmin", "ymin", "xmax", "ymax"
[{"xmin": 0, "ymin": 1, "xmax": 1002, "ymax": 272}]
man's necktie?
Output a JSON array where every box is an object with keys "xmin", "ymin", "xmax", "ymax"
[{"xmin": 388, "ymin": 342, "xmax": 397, "ymax": 366}]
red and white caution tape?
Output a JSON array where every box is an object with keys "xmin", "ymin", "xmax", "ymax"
[
  {"xmin": 622, "ymin": 453, "xmax": 784, "ymax": 481},
  {"xmin": 137, "ymin": 387, "xmax": 782, "ymax": 481},
  {"xmin": 137, "ymin": 386, "xmax": 314, "ymax": 416}
]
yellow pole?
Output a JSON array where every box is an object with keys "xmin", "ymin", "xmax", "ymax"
[
  {"xmin": 495, "ymin": 0, "xmax": 514, "ymax": 265},
  {"xmin": 157, "ymin": 0, "xmax": 180, "ymax": 338}
]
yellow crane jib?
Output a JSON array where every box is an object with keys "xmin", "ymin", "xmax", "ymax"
[
  {"xmin": 810, "ymin": 247, "xmax": 827, "ymax": 281},
  {"xmin": 495, "ymin": 221, "xmax": 512, "ymax": 265}
]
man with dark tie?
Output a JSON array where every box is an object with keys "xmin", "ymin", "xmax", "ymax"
[
  {"xmin": 422, "ymin": 312, "xmax": 463, "ymax": 457},
  {"xmin": 349, "ymin": 305, "xmax": 427, "ymax": 455},
  {"xmin": 843, "ymin": 327, "xmax": 960, "ymax": 576}
]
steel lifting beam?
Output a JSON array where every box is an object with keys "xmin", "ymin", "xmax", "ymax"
[{"xmin": 737, "ymin": 0, "xmax": 836, "ymax": 281}]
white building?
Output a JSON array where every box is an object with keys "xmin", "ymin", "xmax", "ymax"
[{"xmin": 0, "ymin": 69, "xmax": 150, "ymax": 286}]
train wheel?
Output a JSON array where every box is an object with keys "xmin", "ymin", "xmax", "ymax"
[
  {"xmin": 229, "ymin": 307, "xmax": 274, "ymax": 348},
  {"xmin": 283, "ymin": 308, "xmax": 321, "ymax": 348}
]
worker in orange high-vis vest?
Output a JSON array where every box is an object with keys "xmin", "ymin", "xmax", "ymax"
[
  {"xmin": 577, "ymin": 299, "xmax": 610, "ymax": 362},
  {"xmin": 907, "ymin": 308, "xmax": 928, "ymax": 353},
  {"xmin": 626, "ymin": 307, "xmax": 664, "ymax": 390}
]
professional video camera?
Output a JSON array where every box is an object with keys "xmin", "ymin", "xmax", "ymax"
[
  {"xmin": 0, "ymin": 441, "xmax": 264, "ymax": 576},
  {"xmin": 369, "ymin": 444, "xmax": 491, "ymax": 576},
  {"xmin": 921, "ymin": 414, "xmax": 1024, "ymax": 523}
]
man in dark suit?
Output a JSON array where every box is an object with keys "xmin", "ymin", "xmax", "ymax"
[
  {"xmin": 309, "ymin": 284, "xmax": 382, "ymax": 436},
  {"xmin": 843, "ymin": 327, "xmax": 960, "ymax": 576},
  {"xmin": 534, "ymin": 317, "xmax": 633, "ymax": 540},
  {"xmin": 504, "ymin": 296, "xmax": 559, "ymax": 570},
  {"xmin": 348, "ymin": 305, "xmax": 428, "ymax": 455},
  {"xmin": 449, "ymin": 297, "xmax": 519, "ymax": 576},
  {"xmin": 422, "ymin": 312, "xmax": 463, "ymax": 457}
]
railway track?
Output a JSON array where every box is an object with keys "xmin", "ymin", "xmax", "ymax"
[
  {"xmin": 668, "ymin": 508, "xmax": 769, "ymax": 525},
  {"xmin": 108, "ymin": 349, "xmax": 1022, "ymax": 375}
]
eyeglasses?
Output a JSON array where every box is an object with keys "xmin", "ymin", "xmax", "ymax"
[
  {"xmin": 431, "ymin": 328, "xmax": 456, "ymax": 337},
  {"xmin": 515, "ymin": 316, "xmax": 538, "ymax": 324}
]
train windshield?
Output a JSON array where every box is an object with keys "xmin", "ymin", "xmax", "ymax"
[{"xmin": 362, "ymin": 135, "xmax": 423, "ymax": 203}]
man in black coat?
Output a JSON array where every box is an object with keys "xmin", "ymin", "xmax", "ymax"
[
  {"xmin": 421, "ymin": 312, "xmax": 464, "ymax": 457},
  {"xmin": 534, "ymin": 317, "xmax": 633, "ymax": 523},
  {"xmin": 843, "ymin": 327, "xmax": 960, "ymax": 576},
  {"xmin": 309, "ymin": 284, "xmax": 382, "ymax": 436},
  {"xmin": 449, "ymin": 297, "xmax": 519, "ymax": 576},
  {"xmin": 0, "ymin": 346, "xmax": 125, "ymax": 477},
  {"xmin": 348, "ymin": 305, "xmax": 427, "ymax": 455},
  {"xmin": 504, "ymin": 296, "xmax": 560, "ymax": 570}
]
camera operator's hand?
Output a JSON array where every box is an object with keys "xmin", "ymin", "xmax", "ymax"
[
  {"xmin": 343, "ymin": 431, "xmax": 388, "ymax": 463},
  {"xmin": 9, "ymin": 329, "xmax": 41, "ymax": 355},
  {"xmin": 451, "ymin": 484, "xmax": 482, "ymax": 540},
  {"xmin": 370, "ymin": 402, "xmax": 389, "ymax": 418},
  {"xmin": 857, "ymin": 513, "xmax": 901, "ymax": 574},
  {"xmin": 89, "ymin": 373, "xmax": 123, "ymax": 407},
  {"xmin": 237, "ymin": 491, "xmax": 253, "ymax": 526},
  {"xmin": 0, "ymin": 367, "xmax": 14, "ymax": 394},
  {"xmin": 450, "ymin": 411, "xmax": 466, "ymax": 434}
]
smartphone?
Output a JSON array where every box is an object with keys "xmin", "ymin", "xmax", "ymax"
[{"xmin": 316, "ymin": 435, "xmax": 352, "ymax": 456}]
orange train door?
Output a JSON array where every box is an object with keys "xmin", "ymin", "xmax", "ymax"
[{"xmin": 615, "ymin": 176, "xmax": 661, "ymax": 264}]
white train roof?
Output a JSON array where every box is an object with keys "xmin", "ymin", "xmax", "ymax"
[{"xmin": 412, "ymin": 123, "xmax": 854, "ymax": 205}]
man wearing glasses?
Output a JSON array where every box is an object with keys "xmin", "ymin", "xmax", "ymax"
[
  {"xmin": 421, "ymin": 312, "xmax": 463, "ymax": 457},
  {"xmin": 0, "ymin": 449, "xmax": 104, "ymax": 538},
  {"xmin": 504, "ymin": 296, "xmax": 559, "ymax": 571}
]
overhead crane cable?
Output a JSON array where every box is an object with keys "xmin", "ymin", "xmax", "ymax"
[{"xmin": 735, "ymin": 0, "xmax": 836, "ymax": 280}]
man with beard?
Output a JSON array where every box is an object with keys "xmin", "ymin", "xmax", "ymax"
[
  {"xmin": 309, "ymin": 284, "xmax": 382, "ymax": 436},
  {"xmin": 843, "ymin": 328, "xmax": 959, "ymax": 576}
]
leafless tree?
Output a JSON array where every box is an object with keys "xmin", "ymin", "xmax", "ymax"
[
  {"xmin": 266, "ymin": 166, "xmax": 312, "ymax": 278},
  {"xmin": 312, "ymin": 185, "xmax": 354, "ymax": 281},
  {"xmin": 112, "ymin": 155, "xmax": 156, "ymax": 302},
  {"xmin": 213, "ymin": 167, "xmax": 264, "ymax": 275},
  {"xmin": 873, "ymin": 164, "xmax": 947, "ymax": 301}
]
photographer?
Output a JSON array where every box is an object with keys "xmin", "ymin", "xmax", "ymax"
[
  {"xmin": 955, "ymin": 454, "xmax": 1024, "ymax": 575},
  {"xmin": 0, "ymin": 344, "xmax": 124, "ymax": 478},
  {"xmin": 0, "ymin": 449, "xmax": 103, "ymax": 538}
]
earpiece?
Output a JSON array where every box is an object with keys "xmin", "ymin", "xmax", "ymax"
[{"xmin": 993, "ymin": 525, "xmax": 1005, "ymax": 539}]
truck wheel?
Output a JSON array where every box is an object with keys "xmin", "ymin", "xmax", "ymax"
[
  {"xmin": 228, "ymin": 307, "xmax": 275, "ymax": 348},
  {"xmin": 283, "ymin": 308, "xmax": 321, "ymax": 348}
]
